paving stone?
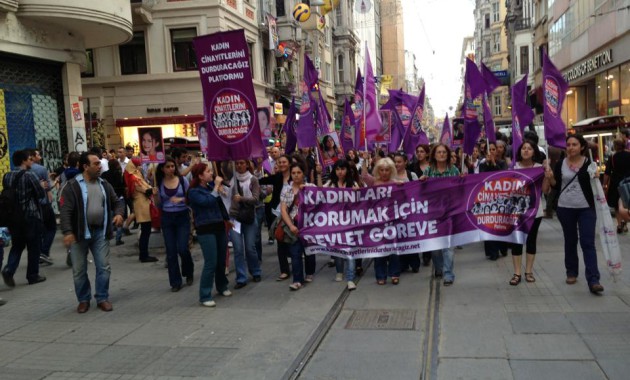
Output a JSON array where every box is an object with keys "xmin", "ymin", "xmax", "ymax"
[
  {"xmin": 597, "ymin": 359, "xmax": 630, "ymax": 380},
  {"xmin": 2, "ymin": 321, "xmax": 80, "ymax": 343},
  {"xmin": 0, "ymin": 340, "xmax": 45, "ymax": 366},
  {"xmin": 140, "ymin": 347, "xmax": 237, "ymax": 377},
  {"xmin": 55, "ymin": 322, "xmax": 142, "ymax": 345},
  {"xmin": 79, "ymin": 345, "xmax": 169, "ymax": 374},
  {"xmin": 507, "ymin": 312, "xmax": 575, "ymax": 334},
  {"xmin": 5, "ymin": 343, "xmax": 106, "ymax": 371},
  {"xmin": 439, "ymin": 308, "xmax": 511, "ymax": 358},
  {"xmin": 115, "ymin": 323, "xmax": 204, "ymax": 347},
  {"xmin": 179, "ymin": 326, "xmax": 248, "ymax": 348},
  {"xmin": 563, "ymin": 295, "xmax": 630, "ymax": 312},
  {"xmin": 582, "ymin": 334, "xmax": 630, "ymax": 359},
  {"xmin": 509, "ymin": 360, "xmax": 606, "ymax": 380},
  {"xmin": 567, "ymin": 312, "xmax": 630, "ymax": 334},
  {"xmin": 438, "ymin": 359, "xmax": 513, "ymax": 380},
  {"xmin": 0, "ymin": 318, "xmax": 31, "ymax": 336},
  {"xmin": 505, "ymin": 334, "xmax": 593, "ymax": 360},
  {"xmin": 0, "ymin": 366, "xmax": 51, "ymax": 380},
  {"xmin": 300, "ymin": 350, "xmax": 421, "ymax": 380}
]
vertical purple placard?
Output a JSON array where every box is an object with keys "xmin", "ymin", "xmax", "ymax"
[{"xmin": 193, "ymin": 29, "xmax": 264, "ymax": 161}]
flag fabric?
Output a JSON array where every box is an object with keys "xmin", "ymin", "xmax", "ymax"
[
  {"xmin": 353, "ymin": 69, "xmax": 365, "ymax": 149},
  {"xmin": 463, "ymin": 60, "xmax": 486, "ymax": 155},
  {"xmin": 482, "ymin": 93, "xmax": 496, "ymax": 143},
  {"xmin": 383, "ymin": 89, "xmax": 418, "ymax": 152},
  {"xmin": 296, "ymin": 54, "xmax": 319, "ymax": 148},
  {"xmin": 511, "ymin": 74, "xmax": 535, "ymax": 165},
  {"xmin": 542, "ymin": 52, "xmax": 569, "ymax": 149},
  {"xmin": 466, "ymin": 58, "xmax": 487, "ymax": 99},
  {"xmin": 316, "ymin": 86, "xmax": 332, "ymax": 135},
  {"xmin": 364, "ymin": 44, "xmax": 382, "ymax": 144},
  {"xmin": 193, "ymin": 30, "xmax": 265, "ymax": 160},
  {"xmin": 402, "ymin": 85, "xmax": 429, "ymax": 158},
  {"xmin": 341, "ymin": 98, "xmax": 356, "ymax": 153},
  {"xmin": 440, "ymin": 114, "xmax": 452, "ymax": 147},
  {"xmin": 481, "ymin": 63, "xmax": 502, "ymax": 93},
  {"xmin": 283, "ymin": 97, "xmax": 298, "ymax": 154}
]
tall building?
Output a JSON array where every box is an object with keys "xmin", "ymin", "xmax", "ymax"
[
  {"xmin": 505, "ymin": 0, "xmax": 535, "ymax": 92},
  {"xmin": 380, "ymin": 0, "xmax": 406, "ymax": 91},
  {"xmin": 0, "ymin": 1, "xmax": 132, "ymax": 178},
  {"xmin": 332, "ymin": 0, "xmax": 360, "ymax": 124},
  {"xmin": 355, "ymin": 0, "xmax": 383, "ymax": 75},
  {"xmin": 474, "ymin": 0, "xmax": 511, "ymax": 129}
]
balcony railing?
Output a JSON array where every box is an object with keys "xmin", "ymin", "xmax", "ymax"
[{"xmin": 515, "ymin": 18, "xmax": 531, "ymax": 31}]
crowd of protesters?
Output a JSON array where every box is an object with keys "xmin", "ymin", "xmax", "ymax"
[{"xmin": 1, "ymin": 128, "xmax": 629, "ymax": 309}]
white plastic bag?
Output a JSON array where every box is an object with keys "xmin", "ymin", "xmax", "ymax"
[{"xmin": 591, "ymin": 177, "xmax": 622, "ymax": 279}]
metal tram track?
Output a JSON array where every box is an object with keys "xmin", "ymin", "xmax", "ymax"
[{"xmin": 282, "ymin": 259, "xmax": 442, "ymax": 380}]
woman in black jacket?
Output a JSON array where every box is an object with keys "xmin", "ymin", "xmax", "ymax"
[
  {"xmin": 102, "ymin": 159, "xmax": 126, "ymax": 245},
  {"xmin": 547, "ymin": 134, "xmax": 603, "ymax": 294}
]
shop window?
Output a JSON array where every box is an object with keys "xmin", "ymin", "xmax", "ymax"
[
  {"xmin": 595, "ymin": 72, "xmax": 607, "ymax": 116},
  {"xmin": 81, "ymin": 49, "xmax": 94, "ymax": 78},
  {"xmin": 607, "ymin": 66, "xmax": 620, "ymax": 114},
  {"xmin": 171, "ymin": 28, "xmax": 197, "ymax": 72},
  {"xmin": 120, "ymin": 31, "xmax": 147, "ymax": 75},
  {"xmin": 620, "ymin": 62, "xmax": 630, "ymax": 118}
]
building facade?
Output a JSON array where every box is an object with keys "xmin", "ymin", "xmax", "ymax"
[
  {"xmin": 0, "ymin": 0, "xmax": 132, "ymax": 179},
  {"xmin": 380, "ymin": 0, "xmax": 405, "ymax": 91}
]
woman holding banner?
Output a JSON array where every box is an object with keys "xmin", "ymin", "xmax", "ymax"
[
  {"xmin": 362, "ymin": 157, "xmax": 402, "ymax": 285},
  {"xmin": 323, "ymin": 159, "xmax": 360, "ymax": 290},
  {"xmin": 547, "ymin": 134, "xmax": 604, "ymax": 294},
  {"xmin": 393, "ymin": 152, "xmax": 421, "ymax": 273},
  {"xmin": 479, "ymin": 142, "xmax": 509, "ymax": 261},
  {"xmin": 420, "ymin": 144, "xmax": 461, "ymax": 286},
  {"xmin": 259, "ymin": 155, "xmax": 292, "ymax": 281},
  {"xmin": 509, "ymin": 141, "xmax": 551, "ymax": 285},
  {"xmin": 281, "ymin": 162, "xmax": 316, "ymax": 291}
]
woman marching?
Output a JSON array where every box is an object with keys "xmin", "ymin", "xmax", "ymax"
[
  {"xmin": 187, "ymin": 163, "xmax": 232, "ymax": 307},
  {"xmin": 155, "ymin": 157, "xmax": 193, "ymax": 292},
  {"xmin": 282, "ymin": 162, "xmax": 316, "ymax": 291},
  {"xmin": 479, "ymin": 141, "xmax": 509, "ymax": 261},
  {"xmin": 547, "ymin": 134, "xmax": 604, "ymax": 294},
  {"xmin": 508, "ymin": 141, "xmax": 551, "ymax": 285},
  {"xmin": 323, "ymin": 159, "xmax": 360, "ymax": 290},
  {"xmin": 420, "ymin": 144, "xmax": 462, "ymax": 286}
]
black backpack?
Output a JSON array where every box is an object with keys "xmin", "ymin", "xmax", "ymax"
[{"xmin": 0, "ymin": 170, "xmax": 27, "ymax": 231}]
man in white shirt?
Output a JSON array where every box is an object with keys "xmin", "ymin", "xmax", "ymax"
[{"xmin": 117, "ymin": 147, "xmax": 129, "ymax": 173}]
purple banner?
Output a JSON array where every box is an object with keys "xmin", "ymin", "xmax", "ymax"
[
  {"xmin": 297, "ymin": 54, "xmax": 319, "ymax": 148},
  {"xmin": 481, "ymin": 63, "xmax": 502, "ymax": 94},
  {"xmin": 439, "ymin": 114, "xmax": 452, "ymax": 147},
  {"xmin": 542, "ymin": 52, "xmax": 569, "ymax": 149},
  {"xmin": 341, "ymin": 98, "xmax": 355, "ymax": 153},
  {"xmin": 402, "ymin": 85, "xmax": 429, "ymax": 159},
  {"xmin": 193, "ymin": 30, "xmax": 264, "ymax": 160},
  {"xmin": 353, "ymin": 69, "xmax": 365, "ymax": 149},
  {"xmin": 316, "ymin": 86, "xmax": 332, "ymax": 136},
  {"xmin": 364, "ymin": 45, "xmax": 382, "ymax": 144},
  {"xmin": 383, "ymin": 89, "xmax": 417, "ymax": 152},
  {"xmin": 482, "ymin": 93, "xmax": 496, "ymax": 143},
  {"xmin": 511, "ymin": 74, "xmax": 535, "ymax": 166},
  {"xmin": 283, "ymin": 97, "xmax": 298, "ymax": 154},
  {"xmin": 298, "ymin": 168, "xmax": 545, "ymax": 258}
]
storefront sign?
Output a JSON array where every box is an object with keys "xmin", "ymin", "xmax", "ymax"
[
  {"xmin": 274, "ymin": 102, "xmax": 283, "ymax": 114},
  {"xmin": 563, "ymin": 49, "xmax": 613, "ymax": 82}
]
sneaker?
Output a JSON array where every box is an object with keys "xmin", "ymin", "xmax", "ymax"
[
  {"xmin": 39, "ymin": 254, "xmax": 54, "ymax": 266},
  {"xmin": 347, "ymin": 281, "xmax": 357, "ymax": 291},
  {"xmin": 201, "ymin": 300, "xmax": 216, "ymax": 307},
  {"xmin": 228, "ymin": 241, "xmax": 233, "ymax": 248},
  {"xmin": 115, "ymin": 240, "xmax": 124, "ymax": 246},
  {"xmin": 335, "ymin": 273, "xmax": 343, "ymax": 282},
  {"xmin": 221, "ymin": 290, "xmax": 232, "ymax": 297},
  {"xmin": 304, "ymin": 275, "xmax": 314, "ymax": 283},
  {"xmin": 267, "ymin": 238, "xmax": 274, "ymax": 245},
  {"xmin": 1, "ymin": 271, "xmax": 14, "ymax": 288}
]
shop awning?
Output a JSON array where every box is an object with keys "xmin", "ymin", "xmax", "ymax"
[{"xmin": 115, "ymin": 115, "xmax": 205, "ymax": 127}]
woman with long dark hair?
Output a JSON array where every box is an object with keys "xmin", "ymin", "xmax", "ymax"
[
  {"xmin": 124, "ymin": 158, "xmax": 158, "ymax": 263},
  {"xmin": 156, "ymin": 157, "xmax": 193, "ymax": 292},
  {"xmin": 187, "ymin": 163, "xmax": 232, "ymax": 307}
]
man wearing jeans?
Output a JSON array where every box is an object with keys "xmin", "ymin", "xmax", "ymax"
[{"xmin": 60, "ymin": 152, "xmax": 124, "ymax": 313}]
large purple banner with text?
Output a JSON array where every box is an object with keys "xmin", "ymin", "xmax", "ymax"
[
  {"xmin": 298, "ymin": 168, "xmax": 544, "ymax": 258},
  {"xmin": 193, "ymin": 30, "xmax": 265, "ymax": 160}
]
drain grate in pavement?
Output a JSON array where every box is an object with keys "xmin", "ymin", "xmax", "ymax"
[{"xmin": 345, "ymin": 309, "xmax": 416, "ymax": 330}]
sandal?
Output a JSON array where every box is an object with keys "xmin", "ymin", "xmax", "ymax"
[
  {"xmin": 524, "ymin": 273, "xmax": 535, "ymax": 283},
  {"xmin": 377, "ymin": 279, "xmax": 386, "ymax": 285},
  {"xmin": 276, "ymin": 273, "xmax": 290, "ymax": 281},
  {"xmin": 392, "ymin": 277, "xmax": 400, "ymax": 285},
  {"xmin": 509, "ymin": 274, "xmax": 522, "ymax": 286},
  {"xmin": 289, "ymin": 282, "xmax": 302, "ymax": 291}
]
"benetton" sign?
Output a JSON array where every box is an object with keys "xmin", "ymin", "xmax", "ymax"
[{"xmin": 563, "ymin": 49, "xmax": 613, "ymax": 82}]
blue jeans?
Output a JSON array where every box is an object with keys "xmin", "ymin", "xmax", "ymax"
[
  {"xmin": 334, "ymin": 256, "xmax": 356, "ymax": 282},
  {"xmin": 254, "ymin": 206, "xmax": 265, "ymax": 261},
  {"xmin": 197, "ymin": 231, "xmax": 229, "ymax": 302},
  {"xmin": 3, "ymin": 217, "xmax": 42, "ymax": 282},
  {"xmin": 138, "ymin": 221, "xmax": 152, "ymax": 259},
  {"xmin": 374, "ymin": 254, "xmax": 400, "ymax": 280},
  {"xmin": 40, "ymin": 226, "xmax": 57, "ymax": 257},
  {"xmin": 162, "ymin": 211, "xmax": 194, "ymax": 288},
  {"xmin": 432, "ymin": 248, "xmax": 455, "ymax": 282},
  {"xmin": 70, "ymin": 227, "xmax": 110, "ymax": 303},
  {"xmin": 289, "ymin": 240, "xmax": 316, "ymax": 284},
  {"xmin": 230, "ymin": 220, "xmax": 262, "ymax": 284},
  {"xmin": 556, "ymin": 207, "xmax": 600, "ymax": 285}
]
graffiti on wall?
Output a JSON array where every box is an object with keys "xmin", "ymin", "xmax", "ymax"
[{"xmin": 37, "ymin": 138, "xmax": 62, "ymax": 172}]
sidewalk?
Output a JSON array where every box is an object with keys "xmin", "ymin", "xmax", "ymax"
[{"xmin": 0, "ymin": 219, "xmax": 629, "ymax": 379}]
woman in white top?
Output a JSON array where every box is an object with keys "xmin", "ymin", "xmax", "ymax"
[{"xmin": 509, "ymin": 141, "xmax": 551, "ymax": 285}]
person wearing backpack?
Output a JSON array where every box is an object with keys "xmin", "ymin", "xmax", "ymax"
[{"xmin": 1, "ymin": 149, "xmax": 48, "ymax": 287}]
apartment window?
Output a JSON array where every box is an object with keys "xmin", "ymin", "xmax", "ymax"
[
  {"xmin": 120, "ymin": 31, "xmax": 147, "ymax": 75},
  {"xmin": 519, "ymin": 46, "xmax": 529, "ymax": 75},
  {"xmin": 492, "ymin": 2, "xmax": 500, "ymax": 23},
  {"xmin": 276, "ymin": 0, "xmax": 285, "ymax": 17},
  {"xmin": 337, "ymin": 54, "xmax": 344, "ymax": 83},
  {"xmin": 493, "ymin": 94, "xmax": 502, "ymax": 116},
  {"xmin": 485, "ymin": 14, "xmax": 490, "ymax": 28},
  {"xmin": 171, "ymin": 28, "xmax": 197, "ymax": 71},
  {"xmin": 81, "ymin": 49, "xmax": 94, "ymax": 78},
  {"xmin": 493, "ymin": 33, "xmax": 501, "ymax": 53},
  {"xmin": 484, "ymin": 40, "xmax": 491, "ymax": 58},
  {"xmin": 247, "ymin": 42, "xmax": 255, "ymax": 79},
  {"xmin": 336, "ymin": 7, "xmax": 343, "ymax": 26}
]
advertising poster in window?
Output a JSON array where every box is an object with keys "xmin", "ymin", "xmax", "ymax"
[
  {"xmin": 139, "ymin": 127, "xmax": 165, "ymax": 163},
  {"xmin": 319, "ymin": 132, "xmax": 344, "ymax": 168},
  {"xmin": 258, "ymin": 107, "xmax": 274, "ymax": 146}
]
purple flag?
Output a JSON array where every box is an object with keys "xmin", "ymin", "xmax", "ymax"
[
  {"xmin": 482, "ymin": 93, "xmax": 496, "ymax": 144},
  {"xmin": 193, "ymin": 30, "xmax": 265, "ymax": 160},
  {"xmin": 402, "ymin": 85, "xmax": 429, "ymax": 158},
  {"xmin": 341, "ymin": 98, "xmax": 356, "ymax": 153},
  {"xmin": 283, "ymin": 97, "xmax": 298, "ymax": 154},
  {"xmin": 511, "ymin": 74, "xmax": 535, "ymax": 165},
  {"xmin": 463, "ymin": 81, "xmax": 481, "ymax": 155},
  {"xmin": 353, "ymin": 69, "xmax": 365, "ymax": 149},
  {"xmin": 316, "ymin": 86, "xmax": 332, "ymax": 135},
  {"xmin": 364, "ymin": 45, "xmax": 382, "ymax": 144},
  {"xmin": 481, "ymin": 63, "xmax": 502, "ymax": 93},
  {"xmin": 542, "ymin": 52, "xmax": 569, "ymax": 149},
  {"xmin": 439, "ymin": 113, "xmax": 452, "ymax": 147},
  {"xmin": 466, "ymin": 58, "xmax": 487, "ymax": 99},
  {"xmin": 296, "ymin": 54, "xmax": 319, "ymax": 148},
  {"xmin": 383, "ymin": 89, "xmax": 418, "ymax": 152}
]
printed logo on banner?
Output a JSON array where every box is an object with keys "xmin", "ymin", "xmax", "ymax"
[
  {"xmin": 395, "ymin": 104, "xmax": 411, "ymax": 127},
  {"xmin": 210, "ymin": 89, "xmax": 255, "ymax": 144},
  {"xmin": 466, "ymin": 171, "xmax": 538, "ymax": 236},
  {"xmin": 544, "ymin": 77, "xmax": 560, "ymax": 116},
  {"xmin": 410, "ymin": 106, "xmax": 423, "ymax": 136}
]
